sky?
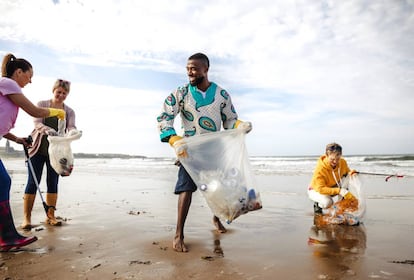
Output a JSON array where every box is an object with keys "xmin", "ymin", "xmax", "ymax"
[{"xmin": 1, "ymin": 0, "xmax": 413, "ymax": 157}]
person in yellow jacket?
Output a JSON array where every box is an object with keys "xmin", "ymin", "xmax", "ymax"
[{"xmin": 308, "ymin": 143, "xmax": 357, "ymax": 214}]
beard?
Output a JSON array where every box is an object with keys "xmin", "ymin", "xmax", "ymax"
[{"xmin": 189, "ymin": 76, "xmax": 204, "ymax": 86}]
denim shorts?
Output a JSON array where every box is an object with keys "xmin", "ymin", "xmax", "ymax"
[{"xmin": 175, "ymin": 165, "xmax": 197, "ymax": 194}]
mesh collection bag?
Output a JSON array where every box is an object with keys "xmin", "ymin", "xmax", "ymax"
[{"xmin": 173, "ymin": 129, "xmax": 262, "ymax": 224}]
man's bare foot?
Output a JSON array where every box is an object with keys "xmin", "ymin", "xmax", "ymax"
[
  {"xmin": 173, "ymin": 237, "xmax": 188, "ymax": 253},
  {"xmin": 213, "ymin": 216, "xmax": 227, "ymax": 233}
]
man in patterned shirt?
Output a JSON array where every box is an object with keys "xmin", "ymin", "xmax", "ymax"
[{"xmin": 157, "ymin": 53, "xmax": 252, "ymax": 252}]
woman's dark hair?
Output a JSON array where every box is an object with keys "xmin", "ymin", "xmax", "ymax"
[{"xmin": 1, "ymin": 53, "xmax": 32, "ymax": 78}]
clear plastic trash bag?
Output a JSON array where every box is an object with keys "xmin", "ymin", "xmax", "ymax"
[
  {"xmin": 48, "ymin": 129, "xmax": 82, "ymax": 176},
  {"xmin": 323, "ymin": 175, "xmax": 366, "ymax": 225},
  {"xmin": 173, "ymin": 129, "xmax": 262, "ymax": 224}
]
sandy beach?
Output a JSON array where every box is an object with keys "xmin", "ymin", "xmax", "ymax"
[{"xmin": 1, "ymin": 158, "xmax": 414, "ymax": 280}]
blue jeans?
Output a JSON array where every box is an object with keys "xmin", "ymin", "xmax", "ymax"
[
  {"xmin": 0, "ymin": 160, "xmax": 12, "ymax": 201},
  {"xmin": 25, "ymin": 154, "xmax": 59, "ymax": 194}
]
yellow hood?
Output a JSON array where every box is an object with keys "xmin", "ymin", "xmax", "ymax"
[{"xmin": 310, "ymin": 155, "xmax": 350, "ymax": 195}]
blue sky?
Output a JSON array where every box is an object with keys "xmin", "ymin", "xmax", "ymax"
[{"xmin": 1, "ymin": 0, "xmax": 413, "ymax": 157}]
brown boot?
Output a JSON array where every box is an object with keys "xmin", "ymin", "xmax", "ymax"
[
  {"xmin": 21, "ymin": 194, "xmax": 36, "ymax": 230},
  {"xmin": 45, "ymin": 193, "xmax": 62, "ymax": 226}
]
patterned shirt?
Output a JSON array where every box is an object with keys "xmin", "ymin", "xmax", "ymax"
[{"xmin": 157, "ymin": 82, "xmax": 238, "ymax": 142}]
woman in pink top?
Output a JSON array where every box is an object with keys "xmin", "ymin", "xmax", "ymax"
[{"xmin": 0, "ymin": 53, "xmax": 65, "ymax": 251}]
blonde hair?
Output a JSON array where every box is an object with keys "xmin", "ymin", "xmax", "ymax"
[{"xmin": 53, "ymin": 79, "xmax": 71, "ymax": 93}]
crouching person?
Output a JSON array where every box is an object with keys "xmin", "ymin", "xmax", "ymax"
[{"xmin": 308, "ymin": 143, "xmax": 357, "ymax": 214}]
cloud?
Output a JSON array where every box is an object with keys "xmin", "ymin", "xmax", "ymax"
[{"xmin": 1, "ymin": 0, "xmax": 413, "ymax": 156}]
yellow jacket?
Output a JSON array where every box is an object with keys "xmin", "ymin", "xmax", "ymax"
[{"xmin": 310, "ymin": 155, "xmax": 351, "ymax": 195}]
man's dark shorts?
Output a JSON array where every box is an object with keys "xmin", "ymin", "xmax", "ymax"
[{"xmin": 175, "ymin": 165, "xmax": 197, "ymax": 194}]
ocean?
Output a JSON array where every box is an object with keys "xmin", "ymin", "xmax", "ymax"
[
  {"xmin": 250, "ymin": 154, "xmax": 414, "ymax": 176},
  {"xmin": 4, "ymin": 154, "xmax": 414, "ymax": 177}
]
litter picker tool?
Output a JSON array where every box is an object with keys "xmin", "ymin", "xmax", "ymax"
[
  {"xmin": 356, "ymin": 171, "xmax": 408, "ymax": 182},
  {"xmin": 23, "ymin": 135, "xmax": 54, "ymax": 215}
]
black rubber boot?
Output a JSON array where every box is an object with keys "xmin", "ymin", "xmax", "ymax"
[
  {"xmin": 0, "ymin": 200, "xmax": 37, "ymax": 251},
  {"xmin": 313, "ymin": 202, "xmax": 323, "ymax": 214}
]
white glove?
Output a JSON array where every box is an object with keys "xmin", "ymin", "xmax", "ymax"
[
  {"xmin": 238, "ymin": 121, "xmax": 252, "ymax": 133},
  {"xmin": 339, "ymin": 188, "xmax": 348, "ymax": 197}
]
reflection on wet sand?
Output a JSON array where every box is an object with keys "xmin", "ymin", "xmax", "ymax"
[
  {"xmin": 308, "ymin": 214, "xmax": 367, "ymax": 278},
  {"xmin": 213, "ymin": 232, "xmax": 224, "ymax": 257}
]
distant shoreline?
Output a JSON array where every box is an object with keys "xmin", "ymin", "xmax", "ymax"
[
  {"xmin": 1, "ymin": 141, "xmax": 413, "ymax": 161},
  {"xmin": 0, "ymin": 151, "xmax": 146, "ymax": 159},
  {"xmin": 1, "ymin": 150, "xmax": 413, "ymax": 160}
]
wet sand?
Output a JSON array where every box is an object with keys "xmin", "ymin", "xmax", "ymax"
[{"xmin": 1, "ymin": 161, "xmax": 414, "ymax": 279}]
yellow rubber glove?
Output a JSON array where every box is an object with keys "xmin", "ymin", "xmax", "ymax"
[
  {"xmin": 169, "ymin": 135, "xmax": 187, "ymax": 158},
  {"xmin": 339, "ymin": 188, "xmax": 355, "ymax": 200},
  {"xmin": 344, "ymin": 192, "xmax": 355, "ymax": 200},
  {"xmin": 168, "ymin": 135, "xmax": 183, "ymax": 146},
  {"xmin": 48, "ymin": 108, "xmax": 66, "ymax": 120},
  {"xmin": 235, "ymin": 120, "xmax": 252, "ymax": 133}
]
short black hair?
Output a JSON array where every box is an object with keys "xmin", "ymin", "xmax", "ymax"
[{"xmin": 188, "ymin": 52, "xmax": 209, "ymax": 68}]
